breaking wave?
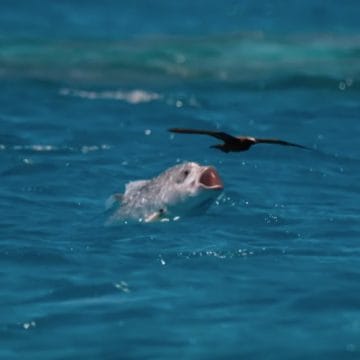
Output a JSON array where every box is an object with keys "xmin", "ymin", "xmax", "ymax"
[{"xmin": 1, "ymin": 33, "xmax": 359, "ymax": 90}]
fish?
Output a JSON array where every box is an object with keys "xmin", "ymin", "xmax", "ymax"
[
  {"xmin": 106, "ymin": 162, "xmax": 223, "ymax": 223},
  {"xmin": 169, "ymin": 128, "xmax": 311, "ymax": 153}
]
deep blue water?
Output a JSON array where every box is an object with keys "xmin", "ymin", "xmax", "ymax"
[{"xmin": 1, "ymin": 1, "xmax": 360, "ymax": 359}]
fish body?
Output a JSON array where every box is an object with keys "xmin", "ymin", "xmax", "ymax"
[{"xmin": 107, "ymin": 162, "xmax": 223, "ymax": 223}]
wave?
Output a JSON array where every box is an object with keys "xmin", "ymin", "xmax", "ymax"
[{"xmin": 0, "ymin": 33, "xmax": 359, "ymax": 89}]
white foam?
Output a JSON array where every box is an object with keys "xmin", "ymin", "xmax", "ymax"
[
  {"xmin": 59, "ymin": 88, "xmax": 162, "ymax": 104},
  {"xmin": 3, "ymin": 144, "xmax": 111, "ymax": 153}
]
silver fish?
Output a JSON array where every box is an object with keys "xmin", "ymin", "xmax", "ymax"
[{"xmin": 107, "ymin": 162, "xmax": 223, "ymax": 223}]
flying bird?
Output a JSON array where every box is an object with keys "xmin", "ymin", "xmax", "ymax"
[{"xmin": 169, "ymin": 128, "xmax": 310, "ymax": 153}]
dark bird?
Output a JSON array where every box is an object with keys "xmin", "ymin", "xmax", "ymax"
[{"xmin": 169, "ymin": 128, "xmax": 311, "ymax": 153}]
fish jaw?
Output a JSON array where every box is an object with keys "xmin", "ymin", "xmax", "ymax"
[
  {"xmin": 199, "ymin": 166, "xmax": 223, "ymax": 190},
  {"xmin": 168, "ymin": 165, "xmax": 223, "ymax": 215}
]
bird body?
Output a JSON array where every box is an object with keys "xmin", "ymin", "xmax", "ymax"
[{"xmin": 169, "ymin": 128, "xmax": 310, "ymax": 152}]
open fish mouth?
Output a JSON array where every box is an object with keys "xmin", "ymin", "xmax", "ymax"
[{"xmin": 199, "ymin": 166, "xmax": 223, "ymax": 190}]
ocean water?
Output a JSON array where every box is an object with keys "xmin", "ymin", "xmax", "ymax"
[{"xmin": 1, "ymin": 1, "xmax": 360, "ymax": 359}]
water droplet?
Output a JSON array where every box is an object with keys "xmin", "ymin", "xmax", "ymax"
[
  {"xmin": 115, "ymin": 281, "xmax": 130, "ymax": 293},
  {"xmin": 345, "ymin": 78, "xmax": 353, "ymax": 87},
  {"xmin": 339, "ymin": 81, "xmax": 346, "ymax": 91}
]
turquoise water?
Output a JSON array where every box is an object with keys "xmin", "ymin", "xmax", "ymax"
[{"xmin": 1, "ymin": 1, "xmax": 360, "ymax": 359}]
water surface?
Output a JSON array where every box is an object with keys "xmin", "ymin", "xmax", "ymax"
[{"xmin": 1, "ymin": 1, "xmax": 360, "ymax": 359}]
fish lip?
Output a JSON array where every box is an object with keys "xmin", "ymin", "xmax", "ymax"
[{"xmin": 199, "ymin": 166, "xmax": 223, "ymax": 190}]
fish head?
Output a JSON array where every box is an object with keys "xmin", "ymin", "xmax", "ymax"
[{"xmin": 159, "ymin": 162, "xmax": 223, "ymax": 215}]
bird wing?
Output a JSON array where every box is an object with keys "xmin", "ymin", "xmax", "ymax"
[
  {"xmin": 169, "ymin": 128, "xmax": 238, "ymax": 144},
  {"xmin": 254, "ymin": 137, "xmax": 310, "ymax": 150}
]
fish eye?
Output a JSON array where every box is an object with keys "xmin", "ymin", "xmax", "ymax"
[{"xmin": 176, "ymin": 168, "xmax": 190, "ymax": 184}]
